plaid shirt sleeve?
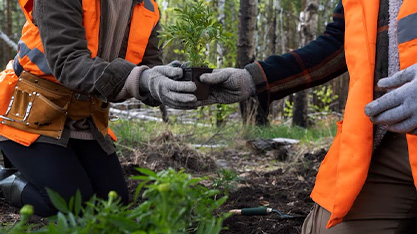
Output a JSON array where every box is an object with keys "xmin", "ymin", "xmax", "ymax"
[{"xmin": 245, "ymin": 1, "xmax": 347, "ymax": 114}]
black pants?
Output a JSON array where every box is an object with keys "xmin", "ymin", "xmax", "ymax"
[{"xmin": 0, "ymin": 139, "xmax": 128, "ymax": 217}]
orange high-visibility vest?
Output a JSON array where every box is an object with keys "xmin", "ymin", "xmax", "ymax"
[
  {"xmin": 311, "ymin": 0, "xmax": 417, "ymax": 228},
  {"xmin": 0, "ymin": 0, "xmax": 159, "ymax": 146}
]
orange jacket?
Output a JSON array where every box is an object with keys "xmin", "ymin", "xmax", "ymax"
[
  {"xmin": 0, "ymin": 0, "xmax": 159, "ymax": 146},
  {"xmin": 311, "ymin": 0, "xmax": 417, "ymax": 228}
]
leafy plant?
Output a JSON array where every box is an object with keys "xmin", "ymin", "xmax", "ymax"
[
  {"xmin": 211, "ymin": 169, "xmax": 241, "ymax": 195},
  {"xmin": 158, "ymin": 0, "xmax": 229, "ymax": 67},
  {"xmin": 132, "ymin": 168, "xmax": 229, "ymax": 234},
  {"xmin": 309, "ymin": 86, "xmax": 338, "ymax": 114},
  {"xmin": 0, "ymin": 205, "xmax": 37, "ymax": 234},
  {"xmin": 1, "ymin": 168, "xmax": 229, "ymax": 234},
  {"xmin": 0, "ymin": 191, "xmax": 139, "ymax": 234},
  {"xmin": 214, "ymin": 104, "xmax": 236, "ymax": 127},
  {"xmin": 284, "ymin": 99, "xmax": 294, "ymax": 119}
]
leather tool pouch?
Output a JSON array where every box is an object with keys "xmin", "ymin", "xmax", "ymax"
[
  {"xmin": 0, "ymin": 71, "xmax": 72, "ymax": 139},
  {"xmin": 0, "ymin": 71, "xmax": 111, "ymax": 139}
]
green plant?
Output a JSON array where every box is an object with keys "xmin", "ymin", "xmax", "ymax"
[
  {"xmin": 1, "ymin": 168, "xmax": 229, "ymax": 234},
  {"xmin": 132, "ymin": 168, "xmax": 229, "ymax": 234},
  {"xmin": 0, "ymin": 190, "xmax": 140, "ymax": 234},
  {"xmin": 158, "ymin": 0, "xmax": 229, "ymax": 67},
  {"xmin": 214, "ymin": 104, "xmax": 236, "ymax": 127},
  {"xmin": 0, "ymin": 205, "xmax": 37, "ymax": 234},
  {"xmin": 211, "ymin": 169, "xmax": 241, "ymax": 195},
  {"xmin": 310, "ymin": 86, "xmax": 339, "ymax": 114},
  {"xmin": 284, "ymin": 99, "xmax": 294, "ymax": 119},
  {"xmin": 45, "ymin": 190, "xmax": 141, "ymax": 234}
]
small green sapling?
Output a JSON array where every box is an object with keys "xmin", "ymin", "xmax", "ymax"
[{"xmin": 158, "ymin": 0, "xmax": 228, "ymax": 100}]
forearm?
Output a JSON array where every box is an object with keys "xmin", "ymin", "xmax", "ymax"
[
  {"xmin": 246, "ymin": 1, "xmax": 347, "ymax": 106},
  {"xmin": 247, "ymin": 38, "xmax": 347, "ymax": 100}
]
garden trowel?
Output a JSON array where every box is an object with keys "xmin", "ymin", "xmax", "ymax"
[{"xmin": 229, "ymin": 207, "xmax": 305, "ymax": 219}]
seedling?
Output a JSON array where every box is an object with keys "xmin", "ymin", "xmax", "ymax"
[
  {"xmin": 211, "ymin": 168, "xmax": 241, "ymax": 195},
  {"xmin": 158, "ymin": 0, "xmax": 228, "ymax": 100}
]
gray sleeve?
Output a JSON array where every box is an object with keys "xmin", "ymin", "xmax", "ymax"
[
  {"xmin": 33, "ymin": 0, "xmax": 135, "ymax": 100},
  {"xmin": 139, "ymin": 21, "xmax": 163, "ymax": 68}
]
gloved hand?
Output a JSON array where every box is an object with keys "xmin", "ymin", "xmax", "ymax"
[
  {"xmin": 139, "ymin": 62, "xmax": 197, "ymax": 109},
  {"xmin": 197, "ymin": 68, "xmax": 256, "ymax": 105},
  {"xmin": 365, "ymin": 63, "xmax": 417, "ymax": 134}
]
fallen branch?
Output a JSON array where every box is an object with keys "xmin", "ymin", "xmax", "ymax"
[{"xmin": 0, "ymin": 31, "xmax": 18, "ymax": 51}]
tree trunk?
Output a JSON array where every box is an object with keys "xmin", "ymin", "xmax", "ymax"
[
  {"xmin": 215, "ymin": 0, "xmax": 227, "ymax": 127},
  {"xmin": 5, "ymin": 0, "xmax": 12, "ymax": 60},
  {"xmin": 269, "ymin": 0, "xmax": 284, "ymax": 119},
  {"xmin": 237, "ymin": 0, "xmax": 269, "ymax": 126},
  {"xmin": 217, "ymin": 0, "xmax": 226, "ymax": 69},
  {"xmin": 262, "ymin": 0, "xmax": 276, "ymax": 59},
  {"xmin": 292, "ymin": 0, "xmax": 319, "ymax": 128},
  {"xmin": 236, "ymin": 0, "xmax": 257, "ymax": 69}
]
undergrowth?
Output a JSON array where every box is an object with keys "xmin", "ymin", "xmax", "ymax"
[
  {"xmin": 0, "ymin": 168, "xmax": 229, "ymax": 234},
  {"xmin": 110, "ymin": 113, "xmax": 339, "ymax": 154}
]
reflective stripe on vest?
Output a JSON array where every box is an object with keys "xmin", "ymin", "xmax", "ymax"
[
  {"xmin": 14, "ymin": 39, "xmax": 52, "ymax": 76},
  {"xmin": 14, "ymin": 20, "xmax": 56, "ymax": 82},
  {"xmin": 397, "ymin": 0, "xmax": 417, "ymax": 69},
  {"xmin": 311, "ymin": 0, "xmax": 417, "ymax": 228},
  {"xmin": 398, "ymin": 14, "xmax": 417, "ymax": 44}
]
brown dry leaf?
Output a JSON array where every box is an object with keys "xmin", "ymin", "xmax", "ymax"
[{"xmin": 260, "ymin": 200, "xmax": 270, "ymax": 206}]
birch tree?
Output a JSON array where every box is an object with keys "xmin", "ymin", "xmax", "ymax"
[
  {"xmin": 292, "ymin": 0, "xmax": 319, "ymax": 127},
  {"xmin": 217, "ymin": 0, "xmax": 226, "ymax": 69}
]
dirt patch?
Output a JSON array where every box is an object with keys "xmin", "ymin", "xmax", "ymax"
[
  {"xmin": 218, "ymin": 148, "xmax": 326, "ymax": 234},
  {"xmin": 0, "ymin": 133, "xmax": 328, "ymax": 233},
  {"xmin": 126, "ymin": 131, "xmax": 217, "ymax": 172}
]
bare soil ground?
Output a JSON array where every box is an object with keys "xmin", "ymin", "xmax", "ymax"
[{"xmin": 0, "ymin": 131, "xmax": 329, "ymax": 234}]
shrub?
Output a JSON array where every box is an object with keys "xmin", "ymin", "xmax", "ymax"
[
  {"xmin": 132, "ymin": 168, "xmax": 229, "ymax": 233},
  {"xmin": 1, "ymin": 168, "xmax": 229, "ymax": 234}
]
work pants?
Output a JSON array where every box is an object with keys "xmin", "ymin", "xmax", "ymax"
[
  {"xmin": 0, "ymin": 139, "xmax": 128, "ymax": 217},
  {"xmin": 302, "ymin": 132, "xmax": 417, "ymax": 233}
]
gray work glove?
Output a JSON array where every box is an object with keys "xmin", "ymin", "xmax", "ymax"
[
  {"xmin": 197, "ymin": 68, "xmax": 256, "ymax": 106},
  {"xmin": 139, "ymin": 62, "xmax": 197, "ymax": 109},
  {"xmin": 365, "ymin": 63, "xmax": 417, "ymax": 134}
]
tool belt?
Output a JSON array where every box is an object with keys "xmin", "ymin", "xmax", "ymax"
[{"xmin": 0, "ymin": 71, "xmax": 110, "ymax": 139}]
